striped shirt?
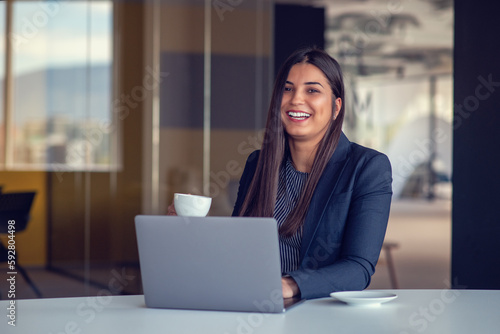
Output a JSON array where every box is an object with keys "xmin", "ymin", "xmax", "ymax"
[{"xmin": 274, "ymin": 158, "xmax": 309, "ymax": 274}]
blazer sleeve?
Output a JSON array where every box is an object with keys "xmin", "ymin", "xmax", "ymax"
[{"xmin": 289, "ymin": 152, "xmax": 393, "ymax": 299}]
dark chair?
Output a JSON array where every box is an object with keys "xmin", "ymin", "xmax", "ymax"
[{"xmin": 0, "ymin": 191, "xmax": 42, "ymax": 298}]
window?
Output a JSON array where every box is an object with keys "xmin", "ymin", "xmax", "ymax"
[
  {"xmin": 1, "ymin": 0, "xmax": 115, "ymax": 171},
  {"xmin": 0, "ymin": 2, "xmax": 5, "ymax": 165}
]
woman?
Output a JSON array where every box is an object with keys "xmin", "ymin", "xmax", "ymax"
[{"xmin": 232, "ymin": 47, "xmax": 393, "ymax": 299}]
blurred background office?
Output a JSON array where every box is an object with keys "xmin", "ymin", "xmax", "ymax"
[{"xmin": 1, "ymin": 0, "xmax": 497, "ymax": 299}]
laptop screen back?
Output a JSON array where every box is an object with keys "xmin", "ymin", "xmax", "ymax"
[{"xmin": 135, "ymin": 215, "xmax": 288, "ymax": 313}]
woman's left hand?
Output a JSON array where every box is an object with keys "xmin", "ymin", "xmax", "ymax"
[{"xmin": 281, "ymin": 276, "xmax": 300, "ymax": 298}]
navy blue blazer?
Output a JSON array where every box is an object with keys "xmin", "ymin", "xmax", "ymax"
[{"xmin": 232, "ymin": 132, "xmax": 393, "ymax": 299}]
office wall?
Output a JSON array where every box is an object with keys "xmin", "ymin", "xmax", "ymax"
[{"xmin": 452, "ymin": 0, "xmax": 500, "ymax": 288}]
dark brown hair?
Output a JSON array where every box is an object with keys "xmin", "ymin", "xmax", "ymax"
[{"xmin": 238, "ymin": 47, "xmax": 345, "ymax": 237}]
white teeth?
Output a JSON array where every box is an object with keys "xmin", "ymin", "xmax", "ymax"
[{"xmin": 287, "ymin": 111, "xmax": 311, "ymax": 118}]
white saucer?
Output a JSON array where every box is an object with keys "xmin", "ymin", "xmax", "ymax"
[{"xmin": 330, "ymin": 291, "xmax": 398, "ymax": 306}]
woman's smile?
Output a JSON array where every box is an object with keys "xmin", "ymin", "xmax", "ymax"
[{"xmin": 286, "ymin": 110, "xmax": 312, "ymax": 121}]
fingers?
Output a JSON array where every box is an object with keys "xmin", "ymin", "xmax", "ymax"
[
  {"xmin": 167, "ymin": 203, "xmax": 177, "ymax": 216},
  {"xmin": 281, "ymin": 277, "xmax": 300, "ymax": 298}
]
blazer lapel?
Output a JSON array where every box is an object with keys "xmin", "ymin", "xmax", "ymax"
[{"xmin": 299, "ymin": 133, "xmax": 351, "ymax": 261}]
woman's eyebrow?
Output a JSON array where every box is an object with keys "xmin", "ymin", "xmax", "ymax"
[
  {"xmin": 285, "ymin": 80, "xmax": 324, "ymax": 88},
  {"xmin": 304, "ymin": 81, "xmax": 324, "ymax": 87}
]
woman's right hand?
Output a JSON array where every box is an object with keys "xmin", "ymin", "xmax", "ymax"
[{"xmin": 167, "ymin": 201, "xmax": 177, "ymax": 215}]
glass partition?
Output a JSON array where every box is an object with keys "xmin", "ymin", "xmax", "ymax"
[{"xmin": 143, "ymin": 0, "xmax": 273, "ymax": 216}]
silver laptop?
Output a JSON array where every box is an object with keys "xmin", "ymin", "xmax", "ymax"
[{"xmin": 135, "ymin": 215, "xmax": 304, "ymax": 313}]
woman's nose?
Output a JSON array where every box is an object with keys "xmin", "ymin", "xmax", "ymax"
[{"xmin": 291, "ymin": 90, "xmax": 304, "ymax": 105}]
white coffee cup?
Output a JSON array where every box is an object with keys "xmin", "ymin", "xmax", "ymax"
[{"xmin": 174, "ymin": 193, "xmax": 212, "ymax": 217}]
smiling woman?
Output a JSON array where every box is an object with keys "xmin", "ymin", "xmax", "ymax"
[{"xmin": 232, "ymin": 47, "xmax": 393, "ymax": 300}]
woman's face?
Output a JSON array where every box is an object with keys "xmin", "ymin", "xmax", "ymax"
[{"xmin": 280, "ymin": 63, "xmax": 341, "ymax": 146}]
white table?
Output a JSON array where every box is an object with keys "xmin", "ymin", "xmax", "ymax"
[{"xmin": 2, "ymin": 289, "xmax": 500, "ymax": 334}]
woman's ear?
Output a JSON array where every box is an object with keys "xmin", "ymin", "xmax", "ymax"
[{"xmin": 333, "ymin": 97, "xmax": 342, "ymax": 120}]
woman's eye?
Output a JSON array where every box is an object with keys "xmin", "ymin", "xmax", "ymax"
[
  {"xmin": 308, "ymin": 88, "xmax": 319, "ymax": 93},
  {"xmin": 284, "ymin": 87, "xmax": 292, "ymax": 92}
]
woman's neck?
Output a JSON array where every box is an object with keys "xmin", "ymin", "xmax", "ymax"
[{"xmin": 288, "ymin": 139, "xmax": 318, "ymax": 173}]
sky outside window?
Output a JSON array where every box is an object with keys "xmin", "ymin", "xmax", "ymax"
[{"xmin": 12, "ymin": 1, "xmax": 112, "ymax": 75}]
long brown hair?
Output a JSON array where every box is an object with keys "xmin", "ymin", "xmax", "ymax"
[{"xmin": 238, "ymin": 47, "xmax": 346, "ymax": 237}]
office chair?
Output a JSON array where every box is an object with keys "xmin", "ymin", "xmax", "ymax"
[{"xmin": 0, "ymin": 191, "xmax": 42, "ymax": 298}]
